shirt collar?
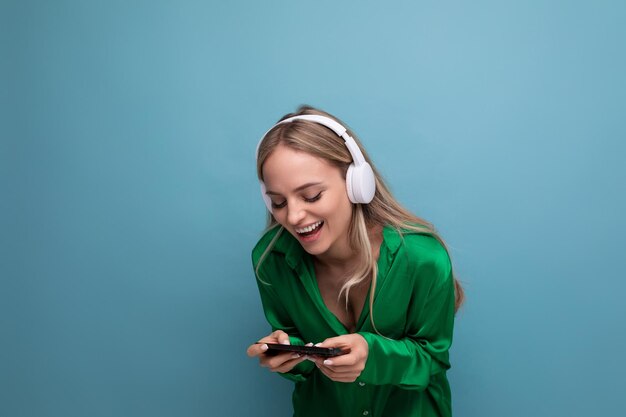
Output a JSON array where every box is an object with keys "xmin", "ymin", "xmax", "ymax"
[
  {"xmin": 382, "ymin": 224, "xmax": 402, "ymax": 253},
  {"xmin": 270, "ymin": 227, "xmax": 307, "ymax": 270}
]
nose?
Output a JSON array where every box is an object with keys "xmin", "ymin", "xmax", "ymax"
[{"xmin": 286, "ymin": 199, "xmax": 306, "ymax": 226}]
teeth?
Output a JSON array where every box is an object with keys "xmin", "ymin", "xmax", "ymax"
[{"xmin": 296, "ymin": 221, "xmax": 323, "ymax": 234}]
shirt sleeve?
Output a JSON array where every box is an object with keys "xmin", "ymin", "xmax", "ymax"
[
  {"xmin": 357, "ymin": 246, "xmax": 455, "ymax": 390},
  {"xmin": 255, "ymin": 263, "xmax": 316, "ymax": 383}
]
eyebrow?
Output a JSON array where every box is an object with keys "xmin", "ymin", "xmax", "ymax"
[{"xmin": 265, "ymin": 182, "xmax": 323, "ymax": 195}]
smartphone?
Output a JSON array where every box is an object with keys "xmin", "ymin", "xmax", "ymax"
[{"xmin": 260, "ymin": 343, "xmax": 345, "ymax": 358}]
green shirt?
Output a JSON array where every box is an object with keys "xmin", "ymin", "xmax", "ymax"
[{"xmin": 252, "ymin": 225, "xmax": 456, "ymax": 417}]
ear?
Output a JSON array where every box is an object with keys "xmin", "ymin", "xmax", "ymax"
[{"xmin": 259, "ymin": 181, "xmax": 273, "ymax": 213}]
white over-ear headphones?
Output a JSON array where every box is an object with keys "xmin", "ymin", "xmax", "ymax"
[{"xmin": 256, "ymin": 114, "xmax": 376, "ymax": 213}]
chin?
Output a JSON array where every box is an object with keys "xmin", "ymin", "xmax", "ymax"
[
  {"xmin": 297, "ymin": 239, "xmax": 322, "ymax": 252},
  {"xmin": 299, "ymin": 239, "xmax": 331, "ymax": 257},
  {"xmin": 301, "ymin": 246, "xmax": 325, "ymax": 256}
]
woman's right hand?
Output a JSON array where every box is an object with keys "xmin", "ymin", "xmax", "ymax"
[{"xmin": 246, "ymin": 330, "xmax": 308, "ymax": 373}]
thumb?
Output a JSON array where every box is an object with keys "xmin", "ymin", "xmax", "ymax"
[
  {"xmin": 273, "ymin": 330, "xmax": 291, "ymax": 345},
  {"xmin": 317, "ymin": 335, "xmax": 345, "ymax": 348}
]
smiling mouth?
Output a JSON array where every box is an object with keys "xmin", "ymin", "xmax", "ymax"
[{"xmin": 295, "ymin": 221, "xmax": 324, "ymax": 237}]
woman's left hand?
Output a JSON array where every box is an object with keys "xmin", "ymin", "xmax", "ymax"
[{"xmin": 313, "ymin": 333, "xmax": 369, "ymax": 383}]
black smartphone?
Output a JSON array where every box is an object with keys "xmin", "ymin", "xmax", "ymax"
[{"xmin": 260, "ymin": 343, "xmax": 345, "ymax": 358}]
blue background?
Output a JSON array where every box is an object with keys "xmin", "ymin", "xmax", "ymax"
[{"xmin": 2, "ymin": 1, "xmax": 625, "ymax": 416}]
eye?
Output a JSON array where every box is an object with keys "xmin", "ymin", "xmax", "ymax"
[
  {"xmin": 304, "ymin": 192, "xmax": 322, "ymax": 203},
  {"xmin": 271, "ymin": 200, "xmax": 287, "ymax": 209}
]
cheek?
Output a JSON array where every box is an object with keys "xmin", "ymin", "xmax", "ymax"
[
  {"xmin": 271, "ymin": 211, "xmax": 288, "ymax": 226},
  {"xmin": 327, "ymin": 192, "xmax": 353, "ymax": 223}
]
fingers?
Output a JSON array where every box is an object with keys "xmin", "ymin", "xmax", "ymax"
[
  {"xmin": 273, "ymin": 330, "xmax": 291, "ymax": 345},
  {"xmin": 314, "ymin": 356, "xmax": 364, "ymax": 374},
  {"xmin": 260, "ymin": 352, "xmax": 306, "ymax": 373},
  {"xmin": 317, "ymin": 363, "xmax": 362, "ymax": 375},
  {"xmin": 315, "ymin": 362, "xmax": 361, "ymax": 383},
  {"xmin": 312, "ymin": 334, "xmax": 369, "ymax": 382},
  {"xmin": 317, "ymin": 352, "xmax": 357, "ymax": 367},
  {"xmin": 247, "ymin": 330, "xmax": 292, "ymax": 357},
  {"xmin": 248, "ymin": 331, "xmax": 368, "ymax": 381},
  {"xmin": 246, "ymin": 342, "xmax": 269, "ymax": 357},
  {"xmin": 317, "ymin": 334, "xmax": 368, "ymax": 366},
  {"xmin": 257, "ymin": 330, "xmax": 290, "ymax": 345},
  {"xmin": 311, "ymin": 353, "xmax": 364, "ymax": 384},
  {"xmin": 316, "ymin": 335, "xmax": 344, "ymax": 348}
]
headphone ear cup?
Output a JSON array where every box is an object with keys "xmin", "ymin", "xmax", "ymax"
[
  {"xmin": 259, "ymin": 181, "xmax": 273, "ymax": 213},
  {"xmin": 346, "ymin": 163, "xmax": 376, "ymax": 204},
  {"xmin": 346, "ymin": 165, "xmax": 357, "ymax": 203}
]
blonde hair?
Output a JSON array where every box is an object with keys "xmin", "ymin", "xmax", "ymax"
[{"xmin": 255, "ymin": 106, "xmax": 465, "ymax": 330}]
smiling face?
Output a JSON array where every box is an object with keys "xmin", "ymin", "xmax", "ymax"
[{"xmin": 262, "ymin": 144, "xmax": 354, "ymax": 260}]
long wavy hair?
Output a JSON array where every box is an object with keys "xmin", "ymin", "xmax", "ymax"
[{"xmin": 255, "ymin": 106, "xmax": 464, "ymax": 330}]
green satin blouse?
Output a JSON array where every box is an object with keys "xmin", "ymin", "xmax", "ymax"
[{"xmin": 252, "ymin": 225, "xmax": 456, "ymax": 417}]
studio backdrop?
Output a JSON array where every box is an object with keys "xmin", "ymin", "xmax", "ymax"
[{"xmin": 2, "ymin": 1, "xmax": 625, "ymax": 416}]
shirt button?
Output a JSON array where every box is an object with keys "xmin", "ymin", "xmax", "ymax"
[
  {"xmin": 358, "ymin": 382, "xmax": 366, "ymax": 386},
  {"xmin": 362, "ymin": 411, "xmax": 369, "ymax": 416}
]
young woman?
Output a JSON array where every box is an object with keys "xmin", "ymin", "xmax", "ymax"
[{"xmin": 246, "ymin": 106, "xmax": 464, "ymax": 417}]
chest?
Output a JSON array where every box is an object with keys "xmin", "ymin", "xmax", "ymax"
[{"xmin": 315, "ymin": 268, "xmax": 370, "ymax": 333}]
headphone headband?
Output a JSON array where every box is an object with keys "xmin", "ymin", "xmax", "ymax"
[{"xmin": 256, "ymin": 115, "xmax": 367, "ymax": 165}]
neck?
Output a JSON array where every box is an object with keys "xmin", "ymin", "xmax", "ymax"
[
  {"xmin": 313, "ymin": 224, "xmax": 384, "ymax": 274},
  {"xmin": 314, "ymin": 234, "xmax": 357, "ymax": 273}
]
